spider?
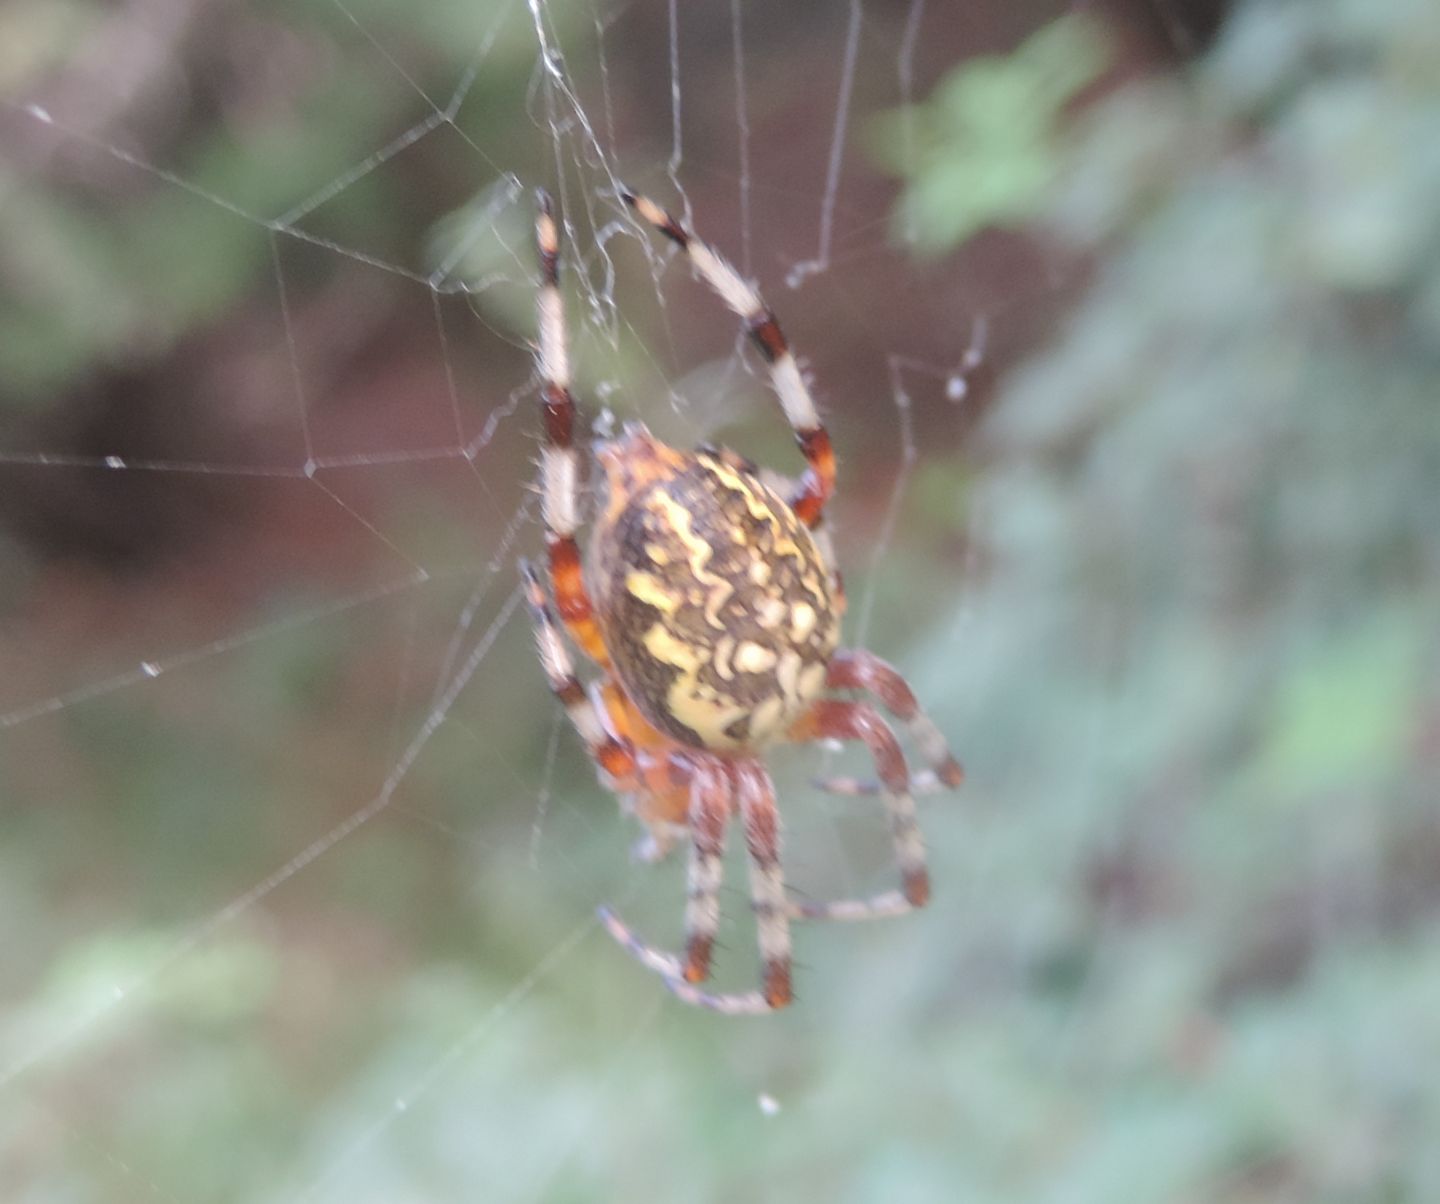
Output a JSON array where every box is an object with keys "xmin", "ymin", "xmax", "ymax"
[{"xmin": 519, "ymin": 188, "xmax": 963, "ymax": 1013}]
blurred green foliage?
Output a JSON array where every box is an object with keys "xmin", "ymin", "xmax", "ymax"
[
  {"xmin": 868, "ymin": 14, "xmax": 1110, "ymax": 253},
  {"xmin": 0, "ymin": 0, "xmax": 550, "ymax": 409},
  {"xmin": 884, "ymin": 0, "xmax": 1440, "ymax": 1196}
]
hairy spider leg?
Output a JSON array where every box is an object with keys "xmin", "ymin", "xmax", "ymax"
[
  {"xmin": 535, "ymin": 189, "xmax": 608, "ymax": 666},
  {"xmin": 520, "ymin": 560, "xmax": 636, "ymax": 788},
  {"xmin": 735, "ymin": 759, "xmax": 793, "ymax": 1007},
  {"xmin": 621, "ymin": 190, "xmax": 835, "ymax": 530},
  {"xmin": 810, "ymin": 649, "xmax": 964, "ymax": 798},
  {"xmin": 680, "ymin": 761, "xmax": 731, "ymax": 984},
  {"xmin": 521, "ymin": 555, "xmax": 692, "ymax": 770},
  {"xmin": 786, "ymin": 700, "xmax": 930, "ymax": 922},
  {"xmin": 598, "ymin": 906, "xmax": 775, "ymax": 1015},
  {"xmin": 598, "ymin": 758, "xmax": 796, "ymax": 1014},
  {"xmin": 584, "ymin": 677, "xmax": 696, "ymax": 864}
]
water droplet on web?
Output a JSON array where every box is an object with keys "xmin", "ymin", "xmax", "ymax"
[
  {"xmin": 104, "ymin": 455, "xmax": 125, "ymax": 469},
  {"xmin": 946, "ymin": 375, "xmax": 967, "ymax": 402},
  {"xmin": 757, "ymin": 1093, "xmax": 780, "ymax": 1116},
  {"xmin": 25, "ymin": 103, "xmax": 53, "ymax": 125},
  {"xmin": 140, "ymin": 662, "xmax": 160, "ymax": 678}
]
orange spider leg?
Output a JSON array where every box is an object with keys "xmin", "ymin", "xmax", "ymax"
[
  {"xmin": 595, "ymin": 679, "xmax": 677, "ymax": 756},
  {"xmin": 594, "ymin": 679, "xmax": 693, "ymax": 860},
  {"xmin": 521, "ymin": 560, "xmax": 636, "ymax": 786},
  {"xmin": 548, "ymin": 538, "xmax": 608, "ymax": 666}
]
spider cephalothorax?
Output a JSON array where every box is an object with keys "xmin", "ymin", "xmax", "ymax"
[{"xmin": 520, "ymin": 189, "xmax": 963, "ymax": 1012}]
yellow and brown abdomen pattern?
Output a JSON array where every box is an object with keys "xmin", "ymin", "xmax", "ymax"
[{"xmin": 592, "ymin": 451, "xmax": 840, "ymax": 751}]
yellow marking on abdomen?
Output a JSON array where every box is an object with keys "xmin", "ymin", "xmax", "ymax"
[{"xmin": 626, "ymin": 570, "xmax": 681, "ymax": 614}]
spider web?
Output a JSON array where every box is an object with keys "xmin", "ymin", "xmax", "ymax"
[{"xmin": 0, "ymin": 1, "xmax": 1200, "ymax": 1199}]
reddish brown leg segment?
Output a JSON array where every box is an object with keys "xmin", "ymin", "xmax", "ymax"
[
  {"xmin": 819, "ymin": 649, "xmax": 964, "ymax": 794},
  {"xmin": 790, "ymin": 699, "xmax": 930, "ymax": 914}
]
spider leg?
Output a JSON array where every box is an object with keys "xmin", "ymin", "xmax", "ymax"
[
  {"xmin": 680, "ymin": 762, "xmax": 731, "ymax": 983},
  {"xmin": 786, "ymin": 699, "xmax": 929, "ymax": 922},
  {"xmin": 598, "ymin": 765, "xmax": 778, "ymax": 1013},
  {"xmin": 589, "ymin": 678, "xmax": 695, "ymax": 862},
  {"xmin": 520, "ymin": 559, "xmax": 637, "ymax": 790},
  {"xmin": 735, "ymin": 760, "xmax": 793, "ymax": 1007},
  {"xmin": 812, "ymin": 769, "xmax": 950, "ymax": 799},
  {"xmin": 810, "ymin": 649, "xmax": 963, "ymax": 797},
  {"xmin": 599, "ymin": 760, "xmax": 795, "ymax": 1013},
  {"xmin": 598, "ymin": 907, "xmax": 773, "ymax": 1015},
  {"xmin": 596, "ymin": 764, "xmax": 731, "ymax": 988},
  {"xmin": 535, "ymin": 190, "xmax": 609, "ymax": 666},
  {"xmin": 622, "ymin": 190, "xmax": 835, "ymax": 530}
]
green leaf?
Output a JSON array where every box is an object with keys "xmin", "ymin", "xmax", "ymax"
[
  {"xmin": 868, "ymin": 13, "xmax": 1112, "ymax": 252},
  {"xmin": 1253, "ymin": 611, "xmax": 1421, "ymax": 800}
]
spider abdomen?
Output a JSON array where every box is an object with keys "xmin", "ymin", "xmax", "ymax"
[{"xmin": 589, "ymin": 429, "xmax": 840, "ymax": 752}]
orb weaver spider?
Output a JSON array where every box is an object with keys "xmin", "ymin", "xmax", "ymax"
[{"xmin": 520, "ymin": 189, "xmax": 963, "ymax": 1013}]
